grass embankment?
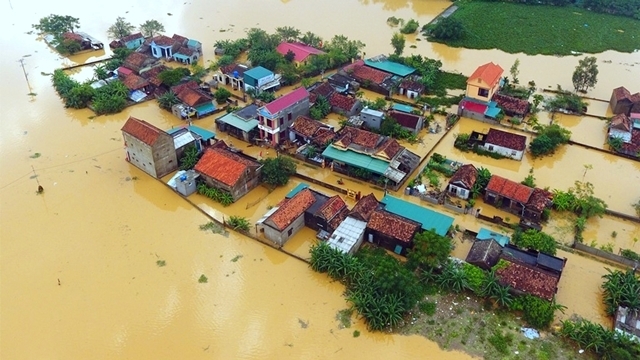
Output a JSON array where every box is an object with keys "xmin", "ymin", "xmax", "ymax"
[{"xmin": 434, "ymin": 2, "xmax": 640, "ymax": 55}]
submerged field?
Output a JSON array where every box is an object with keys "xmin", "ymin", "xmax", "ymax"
[{"xmin": 432, "ymin": 3, "xmax": 640, "ymax": 55}]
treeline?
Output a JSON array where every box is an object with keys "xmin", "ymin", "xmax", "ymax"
[{"xmin": 472, "ymin": 0, "xmax": 640, "ymax": 19}]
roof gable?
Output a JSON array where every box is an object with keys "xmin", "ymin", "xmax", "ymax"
[
  {"xmin": 266, "ymin": 188, "xmax": 316, "ymax": 230},
  {"xmin": 329, "ymin": 92, "xmax": 358, "ymax": 111},
  {"xmin": 151, "ymin": 35, "xmax": 174, "ymax": 47},
  {"xmin": 448, "ymin": 164, "xmax": 477, "ymax": 189},
  {"xmin": 612, "ymin": 86, "xmax": 632, "ymax": 101},
  {"xmin": 122, "ymin": 32, "xmax": 143, "ymax": 43},
  {"xmin": 610, "ymin": 113, "xmax": 632, "ymax": 132},
  {"xmin": 276, "ymin": 42, "xmax": 325, "ymax": 62},
  {"xmin": 375, "ymin": 138, "xmax": 402, "ymax": 160},
  {"xmin": 121, "ymin": 116, "xmax": 164, "ymax": 146},
  {"xmin": 194, "ymin": 148, "xmax": 258, "ymax": 187},
  {"xmin": 368, "ymin": 210, "xmax": 420, "ymax": 243},
  {"xmin": 176, "ymin": 87, "xmax": 211, "ymax": 107},
  {"xmin": 485, "ymin": 128, "xmax": 527, "ymax": 151},
  {"xmin": 316, "ymin": 195, "xmax": 347, "ymax": 221},
  {"xmin": 290, "ymin": 115, "xmax": 324, "ymax": 138},
  {"xmin": 263, "ymin": 87, "xmax": 309, "ymax": 115},
  {"xmin": 388, "ymin": 110, "xmax": 421, "ymax": 129},
  {"xmin": 468, "ymin": 62, "xmax": 504, "ymax": 88},
  {"xmin": 349, "ymin": 193, "xmax": 379, "ymax": 221},
  {"xmin": 122, "ymin": 74, "xmax": 149, "ymax": 90},
  {"xmin": 496, "ymin": 260, "xmax": 560, "ymax": 301},
  {"xmin": 486, "ymin": 175, "xmax": 533, "ymax": 204}
]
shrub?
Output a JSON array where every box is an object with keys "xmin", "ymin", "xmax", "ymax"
[
  {"xmin": 197, "ymin": 183, "xmax": 234, "ymax": 206},
  {"xmin": 227, "ymin": 216, "xmax": 250, "ymax": 232},
  {"xmin": 400, "ymin": 19, "xmax": 419, "ymax": 34},
  {"xmin": 418, "ymin": 301, "xmax": 436, "ymax": 316},
  {"xmin": 260, "ymin": 156, "xmax": 296, "ymax": 187},
  {"xmin": 512, "ymin": 295, "xmax": 565, "ymax": 329},
  {"xmin": 511, "ymin": 229, "xmax": 557, "ymax": 255},
  {"xmin": 428, "ymin": 16, "xmax": 465, "ymax": 41}
]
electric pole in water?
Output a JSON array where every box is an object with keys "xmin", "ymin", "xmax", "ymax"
[
  {"xmin": 18, "ymin": 58, "xmax": 33, "ymax": 94},
  {"xmin": 31, "ymin": 165, "xmax": 44, "ymax": 194}
]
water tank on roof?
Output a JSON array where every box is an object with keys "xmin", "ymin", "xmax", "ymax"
[
  {"xmin": 180, "ymin": 174, "xmax": 187, "ymax": 182},
  {"xmin": 233, "ymin": 70, "xmax": 239, "ymax": 79}
]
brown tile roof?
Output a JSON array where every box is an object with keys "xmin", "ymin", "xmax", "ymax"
[
  {"xmin": 334, "ymin": 127, "xmax": 382, "ymax": 150},
  {"xmin": 349, "ymin": 193, "xmax": 379, "ymax": 221},
  {"xmin": 329, "ymin": 92, "xmax": 358, "ymax": 112},
  {"xmin": 121, "ymin": 116, "xmax": 163, "ymax": 146},
  {"xmin": 151, "ymin": 35, "xmax": 175, "ymax": 47},
  {"xmin": 527, "ymin": 188, "xmax": 553, "ymax": 212},
  {"xmin": 125, "ymin": 52, "xmax": 152, "ymax": 68},
  {"xmin": 121, "ymin": 32, "xmax": 143, "ymax": 43},
  {"xmin": 312, "ymin": 128, "xmax": 336, "ymax": 145},
  {"xmin": 316, "ymin": 195, "xmax": 347, "ymax": 221},
  {"xmin": 485, "ymin": 128, "xmax": 527, "ymax": 151},
  {"xmin": 122, "ymin": 74, "xmax": 149, "ymax": 90},
  {"xmin": 172, "ymin": 34, "xmax": 188, "ymax": 44},
  {"xmin": 346, "ymin": 61, "xmax": 391, "ymax": 84},
  {"xmin": 612, "ymin": 86, "xmax": 631, "ymax": 101},
  {"xmin": 468, "ymin": 62, "xmax": 504, "ymax": 88},
  {"xmin": 220, "ymin": 63, "xmax": 249, "ymax": 76},
  {"xmin": 267, "ymin": 188, "xmax": 317, "ymax": 231},
  {"xmin": 290, "ymin": 116, "xmax": 323, "ymax": 138},
  {"xmin": 610, "ymin": 113, "xmax": 632, "ymax": 132},
  {"xmin": 328, "ymin": 207, "xmax": 349, "ymax": 232},
  {"xmin": 496, "ymin": 260, "xmax": 560, "ymax": 301},
  {"xmin": 176, "ymin": 46, "xmax": 196, "ymax": 56},
  {"xmin": 375, "ymin": 138, "xmax": 402, "ymax": 160},
  {"xmin": 310, "ymin": 81, "xmax": 335, "ymax": 98},
  {"xmin": 194, "ymin": 148, "xmax": 258, "ymax": 187},
  {"xmin": 140, "ymin": 65, "xmax": 169, "ymax": 87},
  {"xmin": 621, "ymin": 129, "xmax": 640, "ymax": 154},
  {"xmin": 63, "ymin": 32, "xmax": 83, "ymax": 42},
  {"xmin": 171, "ymin": 80, "xmax": 199, "ymax": 94},
  {"xmin": 399, "ymin": 79, "xmax": 425, "ymax": 93},
  {"xmin": 493, "ymin": 93, "xmax": 530, "ymax": 116},
  {"xmin": 486, "ymin": 175, "xmax": 533, "ymax": 204},
  {"xmin": 176, "ymin": 87, "xmax": 211, "ymax": 107},
  {"xmin": 388, "ymin": 110, "xmax": 421, "ymax": 129},
  {"xmin": 465, "ymin": 239, "xmax": 502, "ymax": 270},
  {"xmin": 449, "ymin": 164, "xmax": 477, "ymax": 189},
  {"xmin": 367, "ymin": 210, "xmax": 420, "ymax": 243},
  {"xmin": 629, "ymin": 93, "xmax": 640, "ymax": 103}
]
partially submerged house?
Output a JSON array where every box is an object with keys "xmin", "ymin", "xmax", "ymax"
[
  {"xmin": 484, "ymin": 175, "xmax": 553, "ymax": 223},
  {"xmin": 166, "ymin": 125, "xmax": 216, "ymax": 158},
  {"xmin": 261, "ymin": 188, "xmax": 317, "ymax": 246},
  {"xmin": 121, "ymin": 116, "xmax": 178, "ymax": 178},
  {"xmin": 307, "ymin": 81, "xmax": 335, "ymax": 104},
  {"xmin": 139, "ymin": 65, "xmax": 169, "ymax": 90},
  {"xmin": 492, "ymin": 93, "xmax": 530, "ymax": 117},
  {"xmin": 610, "ymin": 86, "xmax": 640, "ymax": 116},
  {"xmin": 193, "ymin": 144, "xmax": 262, "ymax": 201},
  {"xmin": 257, "ymin": 87, "xmax": 310, "ymax": 146},
  {"xmin": 276, "ymin": 42, "xmax": 325, "ymax": 67},
  {"xmin": 364, "ymin": 55, "xmax": 416, "ymax": 78},
  {"xmin": 243, "ymin": 66, "xmax": 281, "ymax": 93},
  {"xmin": 329, "ymin": 92, "xmax": 362, "ymax": 117},
  {"xmin": 341, "ymin": 60, "xmax": 395, "ymax": 97},
  {"xmin": 289, "ymin": 115, "xmax": 335, "ymax": 146},
  {"xmin": 398, "ymin": 78, "xmax": 425, "ymax": 100},
  {"xmin": 473, "ymin": 128, "xmax": 527, "ymax": 161},
  {"xmin": 122, "ymin": 74, "xmax": 151, "ymax": 101},
  {"xmin": 216, "ymin": 63, "xmax": 249, "ymax": 90},
  {"xmin": 148, "ymin": 34, "xmax": 202, "ymax": 64},
  {"xmin": 215, "ymin": 104, "xmax": 260, "ymax": 143},
  {"xmin": 59, "ymin": 31, "xmax": 104, "ymax": 51},
  {"xmin": 366, "ymin": 209, "xmax": 421, "ymax": 256},
  {"xmin": 171, "ymin": 81, "xmax": 215, "ymax": 119},
  {"xmin": 466, "ymin": 62, "xmax": 504, "ymax": 102},
  {"xmin": 387, "ymin": 110, "xmax": 424, "ymax": 135},
  {"xmin": 359, "ymin": 107, "xmax": 385, "ymax": 130},
  {"xmin": 109, "ymin": 32, "xmax": 144, "ymax": 50},
  {"xmin": 123, "ymin": 52, "xmax": 158, "ymax": 74},
  {"xmin": 614, "ymin": 306, "xmax": 640, "ymax": 343},
  {"xmin": 379, "ymin": 194, "xmax": 454, "ymax": 237},
  {"xmin": 326, "ymin": 73, "xmax": 359, "ymax": 94},
  {"xmin": 466, "ymin": 238, "xmax": 503, "ymax": 270},
  {"xmin": 447, "ymin": 164, "xmax": 477, "ymax": 200},
  {"xmin": 608, "ymin": 113, "xmax": 640, "ymax": 157}
]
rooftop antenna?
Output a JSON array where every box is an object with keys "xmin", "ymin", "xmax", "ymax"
[{"xmin": 31, "ymin": 165, "xmax": 43, "ymax": 194}]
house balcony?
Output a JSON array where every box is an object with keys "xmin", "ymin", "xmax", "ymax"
[{"xmin": 258, "ymin": 124, "xmax": 280, "ymax": 134}]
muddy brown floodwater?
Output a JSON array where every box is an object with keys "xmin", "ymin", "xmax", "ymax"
[{"xmin": 1, "ymin": 0, "xmax": 639, "ymax": 359}]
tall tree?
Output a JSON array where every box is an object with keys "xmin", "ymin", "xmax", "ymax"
[
  {"xmin": 300, "ymin": 31, "xmax": 323, "ymax": 48},
  {"xmin": 572, "ymin": 56, "xmax": 598, "ymax": 93},
  {"xmin": 428, "ymin": 16, "xmax": 465, "ymax": 41},
  {"xmin": 32, "ymin": 14, "xmax": 80, "ymax": 36},
  {"xmin": 107, "ymin": 17, "xmax": 135, "ymax": 39},
  {"xmin": 139, "ymin": 20, "xmax": 165, "ymax": 38},
  {"xmin": 275, "ymin": 26, "xmax": 300, "ymax": 42},
  {"xmin": 390, "ymin": 32, "xmax": 405, "ymax": 56},
  {"xmin": 260, "ymin": 156, "xmax": 297, "ymax": 187},
  {"xmin": 407, "ymin": 230, "xmax": 453, "ymax": 270},
  {"xmin": 510, "ymin": 59, "xmax": 520, "ymax": 84}
]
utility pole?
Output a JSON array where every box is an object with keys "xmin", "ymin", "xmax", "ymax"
[
  {"xmin": 31, "ymin": 165, "xmax": 44, "ymax": 194},
  {"xmin": 18, "ymin": 58, "xmax": 33, "ymax": 94}
]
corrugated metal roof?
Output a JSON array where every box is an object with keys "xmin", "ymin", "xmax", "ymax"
[
  {"xmin": 216, "ymin": 113, "xmax": 259, "ymax": 132},
  {"xmin": 380, "ymin": 194, "xmax": 454, "ymax": 236},
  {"xmin": 286, "ymin": 183, "xmax": 310, "ymax": 199},
  {"xmin": 244, "ymin": 66, "xmax": 273, "ymax": 80},
  {"xmin": 173, "ymin": 131, "xmax": 196, "ymax": 149},
  {"xmin": 166, "ymin": 126, "xmax": 216, "ymax": 141},
  {"xmin": 392, "ymin": 103, "xmax": 415, "ymax": 113},
  {"xmin": 327, "ymin": 216, "xmax": 367, "ymax": 254},
  {"xmin": 322, "ymin": 146, "xmax": 389, "ymax": 175},
  {"xmin": 364, "ymin": 58, "xmax": 415, "ymax": 77},
  {"xmin": 476, "ymin": 228, "xmax": 510, "ymax": 247}
]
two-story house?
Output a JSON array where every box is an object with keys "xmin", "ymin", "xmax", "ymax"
[
  {"xmin": 257, "ymin": 87, "xmax": 310, "ymax": 146},
  {"xmin": 466, "ymin": 62, "xmax": 504, "ymax": 102},
  {"xmin": 243, "ymin": 66, "xmax": 281, "ymax": 93},
  {"xmin": 121, "ymin": 116, "xmax": 178, "ymax": 178}
]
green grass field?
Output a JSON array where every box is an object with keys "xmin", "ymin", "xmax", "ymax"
[{"xmin": 435, "ymin": 2, "xmax": 640, "ymax": 55}]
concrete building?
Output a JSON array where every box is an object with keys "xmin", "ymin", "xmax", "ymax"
[
  {"xmin": 257, "ymin": 87, "xmax": 310, "ymax": 146},
  {"xmin": 243, "ymin": 66, "xmax": 281, "ymax": 93},
  {"xmin": 260, "ymin": 188, "xmax": 317, "ymax": 246},
  {"xmin": 447, "ymin": 164, "xmax": 477, "ymax": 200},
  {"xmin": 359, "ymin": 107, "xmax": 384, "ymax": 130},
  {"xmin": 482, "ymin": 128, "xmax": 527, "ymax": 161},
  {"xmin": 121, "ymin": 116, "xmax": 178, "ymax": 178},
  {"xmin": 465, "ymin": 62, "xmax": 504, "ymax": 102}
]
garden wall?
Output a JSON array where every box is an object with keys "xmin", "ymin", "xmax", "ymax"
[{"xmin": 573, "ymin": 243, "xmax": 639, "ymax": 268}]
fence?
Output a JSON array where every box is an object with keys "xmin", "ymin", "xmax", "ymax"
[{"xmin": 573, "ymin": 243, "xmax": 639, "ymax": 269}]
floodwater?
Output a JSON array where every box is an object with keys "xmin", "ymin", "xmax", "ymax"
[{"xmin": 1, "ymin": 0, "xmax": 639, "ymax": 358}]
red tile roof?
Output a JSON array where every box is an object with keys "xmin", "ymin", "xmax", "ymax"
[
  {"xmin": 486, "ymin": 175, "xmax": 533, "ymax": 204},
  {"xmin": 267, "ymin": 188, "xmax": 317, "ymax": 231},
  {"xmin": 485, "ymin": 128, "xmax": 527, "ymax": 151},
  {"xmin": 121, "ymin": 32, "xmax": 143, "ymax": 43},
  {"xmin": 612, "ymin": 86, "xmax": 631, "ymax": 101},
  {"xmin": 171, "ymin": 80, "xmax": 199, "ymax": 94},
  {"xmin": 151, "ymin": 35, "xmax": 175, "ymax": 47},
  {"xmin": 629, "ymin": 93, "xmax": 640, "ymax": 103},
  {"xmin": 527, "ymin": 188, "xmax": 553, "ymax": 212},
  {"xmin": 264, "ymin": 87, "xmax": 309, "ymax": 115},
  {"xmin": 328, "ymin": 207, "xmax": 350, "ymax": 232},
  {"xmin": 344, "ymin": 60, "xmax": 391, "ymax": 85},
  {"xmin": 496, "ymin": 260, "xmax": 560, "ymax": 301},
  {"xmin": 388, "ymin": 110, "xmax": 421, "ymax": 129},
  {"xmin": 449, "ymin": 164, "xmax": 477, "ymax": 189},
  {"xmin": 121, "ymin": 116, "xmax": 163, "ymax": 146},
  {"xmin": 368, "ymin": 210, "xmax": 420, "ymax": 243},
  {"xmin": 117, "ymin": 66, "xmax": 134, "ymax": 77},
  {"xmin": 122, "ymin": 74, "xmax": 149, "ymax": 90},
  {"xmin": 172, "ymin": 34, "xmax": 188, "ymax": 44},
  {"xmin": 610, "ymin": 113, "xmax": 632, "ymax": 132},
  {"xmin": 194, "ymin": 148, "xmax": 257, "ymax": 187},
  {"xmin": 140, "ymin": 65, "xmax": 168, "ymax": 87},
  {"xmin": 124, "ymin": 52, "xmax": 152, "ymax": 68},
  {"xmin": 276, "ymin": 42, "xmax": 325, "ymax": 62},
  {"xmin": 621, "ymin": 129, "xmax": 640, "ymax": 154},
  {"xmin": 310, "ymin": 81, "xmax": 335, "ymax": 98},
  {"xmin": 313, "ymin": 128, "xmax": 336, "ymax": 145},
  {"xmin": 349, "ymin": 193, "xmax": 379, "ymax": 221},
  {"xmin": 375, "ymin": 138, "xmax": 402, "ymax": 160},
  {"xmin": 176, "ymin": 87, "xmax": 211, "ymax": 107},
  {"xmin": 316, "ymin": 195, "xmax": 347, "ymax": 221},
  {"xmin": 290, "ymin": 116, "xmax": 324, "ymax": 138},
  {"xmin": 329, "ymin": 92, "xmax": 358, "ymax": 112},
  {"xmin": 468, "ymin": 62, "xmax": 504, "ymax": 87},
  {"xmin": 63, "ymin": 32, "xmax": 83, "ymax": 42},
  {"xmin": 334, "ymin": 127, "xmax": 382, "ymax": 150}
]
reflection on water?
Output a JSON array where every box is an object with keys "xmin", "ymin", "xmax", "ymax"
[{"xmin": 1, "ymin": 0, "xmax": 639, "ymax": 358}]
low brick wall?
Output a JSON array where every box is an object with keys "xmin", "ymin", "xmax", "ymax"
[
  {"xmin": 573, "ymin": 243, "xmax": 639, "ymax": 268},
  {"xmin": 443, "ymin": 202, "xmax": 466, "ymax": 214}
]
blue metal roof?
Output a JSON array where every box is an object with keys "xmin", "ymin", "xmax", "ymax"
[
  {"xmin": 195, "ymin": 102, "xmax": 216, "ymax": 116},
  {"xmin": 364, "ymin": 59, "xmax": 416, "ymax": 77},
  {"xmin": 392, "ymin": 103, "xmax": 415, "ymax": 113},
  {"xmin": 286, "ymin": 183, "xmax": 309, "ymax": 198},
  {"xmin": 244, "ymin": 66, "xmax": 273, "ymax": 80},
  {"xmin": 166, "ymin": 126, "xmax": 216, "ymax": 140},
  {"xmin": 380, "ymin": 195, "xmax": 454, "ymax": 236},
  {"xmin": 476, "ymin": 228, "xmax": 510, "ymax": 247},
  {"xmin": 322, "ymin": 146, "xmax": 389, "ymax": 175}
]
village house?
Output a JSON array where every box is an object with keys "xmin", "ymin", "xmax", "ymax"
[
  {"xmin": 139, "ymin": 64, "xmax": 169, "ymax": 91},
  {"xmin": 309, "ymin": 194, "xmax": 349, "ymax": 235},
  {"xmin": 492, "ymin": 93, "xmax": 530, "ymax": 117},
  {"xmin": 121, "ymin": 116, "xmax": 178, "ymax": 178},
  {"xmin": 387, "ymin": 110, "xmax": 424, "ymax": 135},
  {"xmin": 122, "ymin": 52, "xmax": 158, "ymax": 74},
  {"xmin": 476, "ymin": 128, "xmax": 527, "ymax": 161},
  {"xmin": 215, "ymin": 63, "xmax": 249, "ymax": 90},
  {"xmin": 465, "ymin": 62, "xmax": 504, "ymax": 102},
  {"xmin": 259, "ymin": 188, "xmax": 317, "ymax": 246},
  {"xmin": 307, "ymin": 81, "xmax": 336, "ymax": 105},
  {"xmin": 326, "ymin": 193, "xmax": 381, "ymax": 254},
  {"xmin": 610, "ymin": 86, "xmax": 640, "ymax": 116},
  {"xmin": 359, "ymin": 107, "xmax": 385, "ymax": 130},
  {"xmin": 379, "ymin": 194, "xmax": 454, "ymax": 237},
  {"xmin": 364, "ymin": 55, "xmax": 416, "ymax": 79},
  {"xmin": 609, "ymin": 113, "xmax": 633, "ymax": 143},
  {"xmin": 329, "ymin": 92, "xmax": 362, "ymax": 117},
  {"xmin": 484, "ymin": 175, "xmax": 552, "ymax": 223},
  {"xmin": 398, "ymin": 78, "xmax": 425, "ymax": 99},
  {"xmin": 366, "ymin": 209, "xmax": 421, "ymax": 255},
  {"xmin": 215, "ymin": 104, "xmax": 260, "ymax": 143},
  {"xmin": 289, "ymin": 115, "xmax": 336, "ymax": 147},
  {"xmin": 447, "ymin": 164, "xmax": 477, "ymax": 200},
  {"xmin": 340, "ymin": 60, "xmax": 395, "ymax": 97},
  {"xmin": 608, "ymin": 113, "xmax": 640, "ymax": 157},
  {"xmin": 109, "ymin": 32, "xmax": 145, "ymax": 50},
  {"xmin": 59, "ymin": 31, "xmax": 104, "ymax": 51},
  {"xmin": 122, "ymin": 74, "xmax": 152, "ymax": 102},
  {"xmin": 193, "ymin": 143, "xmax": 262, "ymax": 201},
  {"xmin": 276, "ymin": 42, "xmax": 326, "ymax": 67},
  {"xmin": 166, "ymin": 125, "xmax": 216, "ymax": 159},
  {"xmin": 257, "ymin": 87, "xmax": 310, "ymax": 146},
  {"xmin": 243, "ymin": 66, "xmax": 281, "ymax": 93},
  {"xmin": 465, "ymin": 238, "xmax": 503, "ymax": 270},
  {"xmin": 170, "ymin": 81, "xmax": 215, "ymax": 119},
  {"xmin": 148, "ymin": 34, "xmax": 202, "ymax": 64},
  {"xmin": 326, "ymin": 73, "xmax": 359, "ymax": 95},
  {"xmin": 614, "ymin": 306, "xmax": 640, "ymax": 343}
]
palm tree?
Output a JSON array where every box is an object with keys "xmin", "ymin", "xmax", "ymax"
[
  {"xmin": 490, "ymin": 284, "xmax": 513, "ymax": 308},
  {"xmin": 157, "ymin": 91, "xmax": 180, "ymax": 110}
]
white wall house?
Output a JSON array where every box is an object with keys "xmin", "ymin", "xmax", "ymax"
[{"xmin": 483, "ymin": 128, "xmax": 527, "ymax": 161}]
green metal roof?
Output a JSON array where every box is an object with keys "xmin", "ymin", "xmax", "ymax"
[
  {"xmin": 476, "ymin": 228, "xmax": 510, "ymax": 247},
  {"xmin": 216, "ymin": 113, "xmax": 259, "ymax": 132},
  {"xmin": 187, "ymin": 39, "xmax": 200, "ymax": 47},
  {"xmin": 286, "ymin": 183, "xmax": 309, "ymax": 199},
  {"xmin": 166, "ymin": 126, "xmax": 216, "ymax": 141},
  {"xmin": 244, "ymin": 66, "xmax": 273, "ymax": 80},
  {"xmin": 380, "ymin": 194, "xmax": 454, "ymax": 236},
  {"xmin": 173, "ymin": 53, "xmax": 190, "ymax": 60},
  {"xmin": 364, "ymin": 59, "xmax": 415, "ymax": 77},
  {"xmin": 392, "ymin": 103, "xmax": 415, "ymax": 113},
  {"xmin": 322, "ymin": 146, "xmax": 389, "ymax": 175}
]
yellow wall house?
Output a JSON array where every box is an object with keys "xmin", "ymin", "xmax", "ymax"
[{"xmin": 466, "ymin": 62, "xmax": 504, "ymax": 102}]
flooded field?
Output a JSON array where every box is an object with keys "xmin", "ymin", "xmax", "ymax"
[{"xmin": 2, "ymin": 0, "xmax": 640, "ymax": 358}]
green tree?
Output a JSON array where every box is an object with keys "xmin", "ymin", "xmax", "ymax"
[
  {"xmin": 112, "ymin": 47, "xmax": 134, "ymax": 61},
  {"xmin": 65, "ymin": 83, "xmax": 94, "ymax": 109},
  {"xmin": 260, "ymin": 156, "xmax": 297, "ymax": 187},
  {"xmin": 309, "ymin": 95, "xmax": 331, "ymax": 120},
  {"xmin": 390, "ymin": 32, "xmax": 405, "ymax": 56},
  {"xmin": 179, "ymin": 145, "xmax": 200, "ymax": 170},
  {"xmin": 608, "ymin": 136, "xmax": 624, "ymax": 151},
  {"xmin": 55, "ymin": 39, "xmax": 82, "ymax": 55},
  {"xmin": 275, "ymin": 26, "xmax": 300, "ymax": 42},
  {"xmin": 157, "ymin": 91, "xmax": 180, "ymax": 110},
  {"xmin": 32, "ymin": 14, "xmax": 80, "ymax": 36},
  {"xmin": 400, "ymin": 19, "xmax": 419, "ymax": 34},
  {"xmin": 511, "ymin": 229, "xmax": 557, "ymax": 255},
  {"xmin": 572, "ymin": 56, "xmax": 599, "ymax": 93},
  {"xmin": 94, "ymin": 65, "xmax": 109, "ymax": 80},
  {"xmin": 214, "ymin": 88, "xmax": 232, "ymax": 104},
  {"xmin": 325, "ymin": 35, "xmax": 365, "ymax": 64},
  {"xmin": 107, "ymin": 17, "xmax": 135, "ymax": 39},
  {"xmin": 139, "ymin": 19, "xmax": 165, "ymax": 38},
  {"xmin": 300, "ymin": 31, "xmax": 323, "ymax": 48},
  {"xmin": 158, "ymin": 68, "xmax": 190, "ymax": 86},
  {"xmin": 429, "ymin": 16, "xmax": 465, "ymax": 41},
  {"xmin": 284, "ymin": 49, "xmax": 296, "ymax": 63},
  {"xmin": 510, "ymin": 59, "xmax": 520, "ymax": 85},
  {"xmin": 407, "ymin": 230, "xmax": 453, "ymax": 270}
]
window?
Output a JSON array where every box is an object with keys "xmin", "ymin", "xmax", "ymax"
[
  {"xmin": 287, "ymin": 228, "xmax": 293, "ymax": 236},
  {"xmin": 511, "ymin": 150, "xmax": 516, "ymax": 156},
  {"xmin": 279, "ymin": 117, "xmax": 284, "ymax": 126},
  {"xmin": 288, "ymin": 113, "xmax": 292, "ymax": 121},
  {"xmin": 488, "ymin": 145, "xmax": 494, "ymax": 151},
  {"xmin": 478, "ymin": 88, "xmax": 489, "ymax": 97},
  {"xmin": 267, "ymin": 119, "xmax": 272, "ymax": 128}
]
